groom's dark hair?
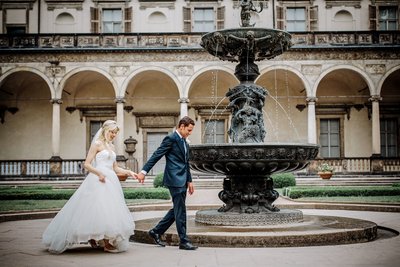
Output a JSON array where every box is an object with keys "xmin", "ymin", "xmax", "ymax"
[{"xmin": 178, "ymin": 116, "xmax": 195, "ymax": 127}]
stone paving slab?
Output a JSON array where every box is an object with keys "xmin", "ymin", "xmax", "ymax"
[
  {"xmin": 1, "ymin": 189, "xmax": 400, "ymax": 267},
  {"xmin": 0, "ymin": 209, "xmax": 399, "ymax": 267}
]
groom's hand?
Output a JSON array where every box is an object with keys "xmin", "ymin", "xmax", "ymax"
[{"xmin": 136, "ymin": 172, "xmax": 145, "ymax": 184}]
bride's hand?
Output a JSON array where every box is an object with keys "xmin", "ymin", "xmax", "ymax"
[
  {"xmin": 99, "ymin": 174, "xmax": 106, "ymax": 183},
  {"xmin": 127, "ymin": 170, "xmax": 137, "ymax": 179}
]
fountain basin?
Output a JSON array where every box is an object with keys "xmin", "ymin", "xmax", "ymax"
[
  {"xmin": 132, "ymin": 214, "xmax": 378, "ymax": 247},
  {"xmin": 189, "ymin": 143, "xmax": 319, "ymax": 175},
  {"xmin": 200, "ymin": 27, "xmax": 292, "ymax": 62}
]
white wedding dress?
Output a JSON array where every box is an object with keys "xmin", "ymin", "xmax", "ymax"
[{"xmin": 42, "ymin": 149, "xmax": 135, "ymax": 254}]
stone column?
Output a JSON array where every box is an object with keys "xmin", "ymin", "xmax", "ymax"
[
  {"xmin": 369, "ymin": 95, "xmax": 383, "ymax": 173},
  {"xmin": 178, "ymin": 97, "xmax": 189, "ymax": 118},
  {"xmin": 306, "ymin": 97, "xmax": 317, "ymax": 144},
  {"xmin": 115, "ymin": 98, "xmax": 126, "ymax": 164},
  {"xmin": 50, "ymin": 98, "xmax": 62, "ymax": 176}
]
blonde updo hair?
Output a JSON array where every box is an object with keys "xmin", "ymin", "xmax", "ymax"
[{"xmin": 98, "ymin": 120, "xmax": 119, "ymax": 145}]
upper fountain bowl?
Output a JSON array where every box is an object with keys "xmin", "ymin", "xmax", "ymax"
[
  {"xmin": 189, "ymin": 143, "xmax": 319, "ymax": 176},
  {"xmin": 200, "ymin": 28, "xmax": 292, "ymax": 62}
]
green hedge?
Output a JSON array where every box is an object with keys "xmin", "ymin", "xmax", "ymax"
[
  {"xmin": 153, "ymin": 172, "xmax": 166, "ymax": 188},
  {"xmin": 282, "ymin": 186, "xmax": 400, "ymax": 199},
  {"xmin": 271, "ymin": 173, "xmax": 296, "ymax": 188},
  {"xmin": 0, "ymin": 186, "xmax": 170, "ymax": 200}
]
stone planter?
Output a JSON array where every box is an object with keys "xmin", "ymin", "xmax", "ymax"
[{"xmin": 318, "ymin": 172, "xmax": 333, "ymax": 179}]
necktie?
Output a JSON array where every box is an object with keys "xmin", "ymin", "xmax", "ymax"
[{"xmin": 182, "ymin": 138, "xmax": 187, "ymax": 159}]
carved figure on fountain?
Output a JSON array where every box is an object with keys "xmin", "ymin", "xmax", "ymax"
[
  {"xmin": 227, "ymin": 83, "xmax": 267, "ymax": 143},
  {"xmin": 218, "ymin": 176, "xmax": 280, "ymax": 214}
]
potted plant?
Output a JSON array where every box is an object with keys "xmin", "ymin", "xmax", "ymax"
[{"xmin": 317, "ymin": 163, "xmax": 334, "ymax": 179}]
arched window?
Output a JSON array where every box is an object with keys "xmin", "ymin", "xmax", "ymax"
[
  {"xmin": 149, "ymin": 11, "xmax": 167, "ymax": 23},
  {"xmin": 333, "ymin": 10, "xmax": 354, "ymax": 31},
  {"xmin": 55, "ymin": 12, "xmax": 75, "ymax": 33},
  {"xmin": 147, "ymin": 11, "xmax": 168, "ymax": 32}
]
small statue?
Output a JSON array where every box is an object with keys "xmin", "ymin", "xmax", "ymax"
[{"xmin": 240, "ymin": 0, "xmax": 263, "ymax": 27}]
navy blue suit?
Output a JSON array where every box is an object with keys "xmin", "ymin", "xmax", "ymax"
[{"xmin": 142, "ymin": 131, "xmax": 192, "ymax": 244}]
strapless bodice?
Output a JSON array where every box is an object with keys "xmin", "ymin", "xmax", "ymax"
[{"xmin": 95, "ymin": 149, "xmax": 115, "ymax": 169}]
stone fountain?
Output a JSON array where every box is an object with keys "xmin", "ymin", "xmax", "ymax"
[
  {"xmin": 132, "ymin": 1, "xmax": 379, "ymax": 247},
  {"xmin": 189, "ymin": 1, "xmax": 317, "ymax": 225}
]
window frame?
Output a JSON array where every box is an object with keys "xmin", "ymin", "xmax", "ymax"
[
  {"xmin": 380, "ymin": 117, "xmax": 399, "ymax": 157},
  {"xmin": 202, "ymin": 118, "xmax": 228, "ymax": 144},
  {"xmin": 276, "ymin": 2, "xmax": 318, "ymax": 31},
  {"xmin": 90, "ymin": 6, "xmax": 132, "ymax": 33},
  {"xmin": 378, "ymin": 6, "xmax": 398, "ymax": 30},
  {"xmin": 102, "ymin": 8, "xmax": 123, "ymax": 33},
  {"xmin": 182, "ymin": 4, "xmax": 225, "ymax": 32},
  {"xmin": 317, "ymin": 116, "xmax": 344, "ymax": 158}
]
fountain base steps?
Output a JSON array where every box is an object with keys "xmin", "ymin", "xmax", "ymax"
[{"xmin": 132, "ymin": 210, "xmax": 379, "ymax": 247}]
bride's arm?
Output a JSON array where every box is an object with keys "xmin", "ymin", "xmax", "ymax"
[
  {"xmin": 84, "ymin": 142, "xmax": 106, "ymax": 182},
  {"xmin": 113, "ymin": 162, "xmax": 137, "ymax": 179}
]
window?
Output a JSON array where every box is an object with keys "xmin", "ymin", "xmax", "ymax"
[
  {"xmin": 380, "ymin": 118, "xmax": 398, "ymax": 157},
  {"xmin": 319, "ymin": 119, "xmax": 340, "ymax": 158},
  {"xmin": 147, "ymin": 132, "xmax": 168, "ymax": 175},
  {"xmin": 193, "ymin": 8, "xmax": 214, "ymax": 32},
  {"xmin": 6, "ymin": 26, "xmax": 26, "ymax": 34},
  {"xmin": 183, "ymin": 6, "xmax": 225, "ymax": 32},
  {"xmin": 90, "ymin": 121, "xmax": 104, "ymax": 144},
  {"xmin": 276, "ymin": 4, "xmax": 318, "ymax": 31},
  {"xmin": 204, "ymin": 119, "xmax": 225, "ymax": 143},
  {"xmin": 379, "ymin": 6, "xmax": 398, "ymax": 30},
  {"xmin": 102, "ymin": 9, "xmax": 122, "ymax": 33},
  {"xmin": 5, "ymin": 8, "xmax": 27, "ymax": 34},
  {"xmin": 55, "ymin": 12, "xmax": 75, "ymax": 33},
  {"xmin": 91, "ymin": 7, "xmax": 131, "ymax": 33},
  {"xmin": 286, "ymin": 7, "xmax": 306, "ymax": 32},
  {"xmin": 333, "ymin": 10, "xmax": 354, "ymax": 31}
]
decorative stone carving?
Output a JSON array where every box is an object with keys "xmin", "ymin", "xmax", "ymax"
[
  {"xmin": 301, "ymin": 64, "xmax": 321, "ymax": 75},
  {"xmin": 46, "ymin": 65, "xmax": 65, "ymax": 77},
  {"xmin": 110, "ymin": 66, "xmax": 129, "ymax": 76},
  {"xmin": 366, "ymin": 64, "xmax": 385, "ymax": 74},
  {"xmin": 174, "ymin": 65, "xmax": 194, "ymax": 76}
]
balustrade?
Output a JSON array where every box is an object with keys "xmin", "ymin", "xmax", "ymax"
[{"xmin": 0, "ymin": 157, "xmax": 398, "ymax": 178}]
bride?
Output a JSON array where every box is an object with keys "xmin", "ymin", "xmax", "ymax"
[{"xmin": 42, "ymin": 120, "xmax": 137, "ymax": 253}]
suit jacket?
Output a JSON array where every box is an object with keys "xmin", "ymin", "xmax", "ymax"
[{"xmin": 142, "ymin": 131, "xmax": 192, "ymax": 187}]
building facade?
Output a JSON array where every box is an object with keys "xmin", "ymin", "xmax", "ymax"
[{"xmin": 0, "ymin": 0, "xmax": 399, "ymax": 177}]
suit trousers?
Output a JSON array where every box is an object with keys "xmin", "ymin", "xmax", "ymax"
[{"xmin": 153, "ymin": 186, "xmax": 190, "ymax": 244}]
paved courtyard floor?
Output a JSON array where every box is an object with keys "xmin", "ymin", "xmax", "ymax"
[{"xmin": 0, "ymin": 189, "xmax": 399, "ymax": 267}]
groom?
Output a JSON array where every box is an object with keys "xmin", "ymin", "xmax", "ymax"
[{"xmin": 136, "ymin": 116, "xmax": 198, "ymax": 250}]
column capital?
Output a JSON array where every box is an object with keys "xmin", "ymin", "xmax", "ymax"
[
  {"xmin": 369, "ymin": 95, "xmax": 382, "ymax": 102},
  {"xmin": 306, "ymin": 97, "xmax": 317, "ymax": 103},
  {"xmin": 178, "ymin": 97, "xmax": 190, "ymax": 104},
  {"xmin": 115, "ymin": 97, "xmax": 126, "ymax": 104},
  {"xmin": 50, "ymin": 98, "xmax": 63, "ymax": 104}
]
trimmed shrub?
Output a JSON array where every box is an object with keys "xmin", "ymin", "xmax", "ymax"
[
  {"xmin": 271, "ymin": 173, "xmax": 296, "ymax": 188},
  {"xmin": 282, "ymin": 186, "xmax": 400, "ymax": 199},
  {"xmin": 0, "ymin": 186, "xmax": 170, "ymax": 200},
  {"xmin": 123, "ymin": 188, "xmax": 170, "ymax": 200},
  {"xmin": 153, "ymin": 172, "xmax": 165, "ymax": 188}
]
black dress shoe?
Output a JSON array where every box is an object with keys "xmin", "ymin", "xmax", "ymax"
[
  {"xmin": 179, "ymin": 242, "xmax": 198, "ymax": 250},
  {"xmin": 148, "ymin": 229, "xmax": 166, "ymax": 247}
]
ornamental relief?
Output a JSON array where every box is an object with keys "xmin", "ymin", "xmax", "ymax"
[
  {"xmin": 174, "ymin": 65, "xmax": 194, "ymax": 76},
  {"xmin": 366, "ymin": 64, "xmax": 386, "ymax": 74},
  {"xmin": 190, "ymin": 146, "xmax": 319, "ymax": 161},
  {"xmin": 301, "ymin": 64, "xmax": 321, "ymax": 75},
  {"xmin": 110, "ymin": 66, "xmax": 130, "ymax": 76}
]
